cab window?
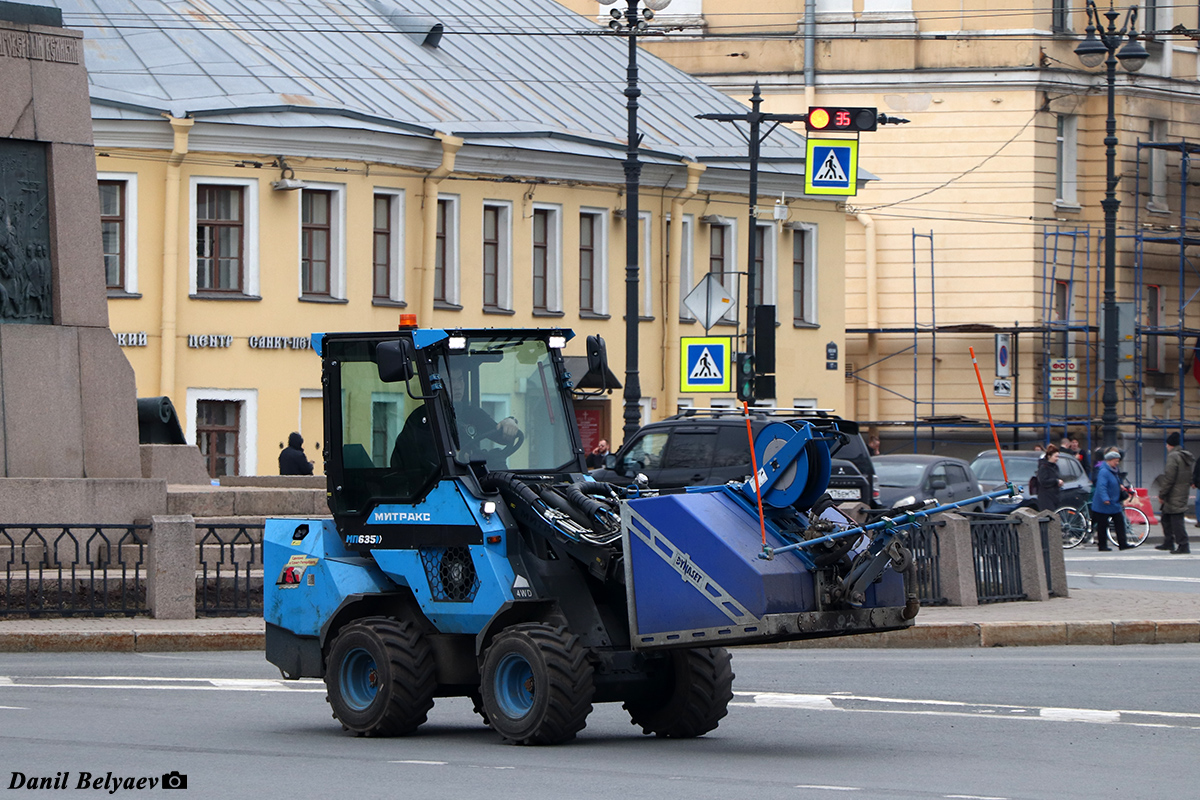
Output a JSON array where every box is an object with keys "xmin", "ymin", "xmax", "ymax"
[{"xmin": 623, "ymin": 431, "xmax": 669, "ymax": 472}]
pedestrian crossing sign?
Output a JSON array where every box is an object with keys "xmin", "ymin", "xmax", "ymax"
[
  {"xmin": 804, "ymin": 137, "xmax": 859, "ymax": 196},
  {"xmin": 680, "ymin": 337, "xmax": 732, "ymax": 393}
]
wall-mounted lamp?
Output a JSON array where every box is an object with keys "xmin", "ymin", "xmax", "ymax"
[
  {"xmin": 699, "ymin": 214, "xmax": 730, "ymax": 225},
  {"xmin": 271, "ymin": 156, "xmax": 306, "ymax": 191}
]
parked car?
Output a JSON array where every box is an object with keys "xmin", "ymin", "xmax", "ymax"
[
  {"xmin": 592, "ymin": 409, "xmax": 877, "ymax": 506},
  {"xmin": 873, "ymin": 454, "xmax": 985, "ymax": 511},
  {"xmin": 968, "ymin": 450, "xmax": 1092, "ymax": 513}
]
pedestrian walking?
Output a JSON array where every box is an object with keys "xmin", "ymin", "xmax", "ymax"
[
  {"xmin": 1091, "ymin": 449, "xmax": 1132, "ymax": 551},
  {"xmin": 1155, "ymin": 432, "xmax": 1193, "ymax": 554},
  {"xmin": 1035, "ymin": 444, "xmax": 1063, "ymax": 512},
  {"xmin": 279, "ymin": 432, "xmax": 314, "ymax": 475}
]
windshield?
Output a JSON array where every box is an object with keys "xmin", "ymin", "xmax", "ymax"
[
  {"xmin": 970, "ymin": 456, "xmax": 1037, "ymax": 484},
  {"xmin": 442, "ymin": 336, "xmax": 576, "ymax": 472},
  {"xmin": 874, "ymin": 461, "xmax": 928, "ymax": 488}
]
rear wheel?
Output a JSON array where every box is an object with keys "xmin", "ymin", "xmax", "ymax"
[
  {"xmin": 1117, "ymin": 506, "xmax": 1150, "ymax": 547},
  {"xmin": 325, "ymin": 618, "xmax": 436, "ymax": 736},
  {"xmin": 480, "ymin": 623, "xmax": 594, "ymax": 745},
  {"xmin": 624, "ymin": 647, "xmax": 734, "ymax": 738},
  {"xmin": 1057, "ymin": 506, "xmax": 1088, "ymax": 549}
]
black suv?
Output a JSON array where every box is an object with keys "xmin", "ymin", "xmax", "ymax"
[{"xmin": 591, "ymin": 409, "xmax": 877, "ymax": 506}]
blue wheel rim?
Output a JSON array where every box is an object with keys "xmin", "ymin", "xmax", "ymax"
[
  {"xmin": 339, "ymin": 647, "xmax": 380, "ymax": 711},
  {"xmin": 493, "ymin": 651, "xmax": 534, "ymax": 720}
]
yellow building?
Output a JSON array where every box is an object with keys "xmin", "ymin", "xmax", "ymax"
[
  {"xmin": 61, "ymin": 0, "xmax": 855, "ymax": 476},
  {"xmin": 564, "ymin": 0, "xmax": 1200, "ymax": 468}
]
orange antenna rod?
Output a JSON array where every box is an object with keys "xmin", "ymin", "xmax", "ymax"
[
  {"xmin": 969, "ymin": 346, "xmax": 1009, "ymax": 485},
  {"xmin": 742, "ymin": 401, "xmax": 768, "ymax": 547}
]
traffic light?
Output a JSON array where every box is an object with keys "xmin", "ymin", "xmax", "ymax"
[
  {"xmin": 736, "ymin": 353, "xmax": 755, "ymax": 402},
  {"xmin": 805, "ymin": 107, "xmax": 877, "ymax": 133}
]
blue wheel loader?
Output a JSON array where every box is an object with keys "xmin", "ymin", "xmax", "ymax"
[{"xmin": 265, "ymin": 325, "xmax": 1008, "ymax": 745}]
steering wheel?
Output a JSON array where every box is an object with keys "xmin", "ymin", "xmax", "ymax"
[{"xmin": 490, "ymin": 428, "xmax": 526, "ymax": 461}]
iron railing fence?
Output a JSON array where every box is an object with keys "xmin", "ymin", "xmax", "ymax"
[
  {"xmin": 197, "ymin": 523, "xmax": 264, "ymax": 617},
  {"xmin": 970, "ymin": 517, "xmax": 1026, "ymax": 603},
  {"xmin": 906, "ymin": 519, "xmax": 946, "ymax": 606},
  {"xmin": 0, "ymin": 524, "xmax": 150, "ymax": 618}
]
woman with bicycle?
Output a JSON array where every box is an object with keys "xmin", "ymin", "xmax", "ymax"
[{"xmin": 1092, "ymin": 449, "xmax": 1133, "ymax": 551}]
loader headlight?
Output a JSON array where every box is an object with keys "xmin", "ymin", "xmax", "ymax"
[
  {"xmin": 548, "ymin": 335, "xmax": 567, "ymax": 350},
  {"xmin": 892, "ymin": 495, "xmax": 916, "ymax": 508},
  {"xmin": 448, "ymin": 336, "xmax": 467, "ymax": 350},
  {"xmin": 481, "ymin": 500, "xmax": 497, "ymax": 517}
]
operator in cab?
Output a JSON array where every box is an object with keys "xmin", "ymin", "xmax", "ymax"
[{"xmin": 444, "ymin": 363, "xmax": 521, "ymax": 465}]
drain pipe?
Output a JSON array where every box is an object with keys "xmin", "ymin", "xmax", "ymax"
[
  {"xmin": 419, "ymin": 132, "xmax": 463, "ymax": 322},
  {"xmin": 856, "ymin": 211, "xmax": 879, "ymax": 424},
  {"xmin": 804, "ymin": 0, "xmax": 816, "ymax": 109},
  {"xmin": 664, "ymin": 161, "xmax": 706, "ymax": 418},
  {"xmin": 159, "ymin": 114, "xmax": 193, "ymax": 399}
]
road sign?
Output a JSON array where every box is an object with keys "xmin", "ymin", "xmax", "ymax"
[
  {"xmin": 1049, "ymin": 358, "xmax": 1078, "ymax": 371},
  {"xmin": 993, "ymin": 379, "xmax": 1012, "ymax": 397},
  {"xmin": 995, "ymin": 333, "xmax": 1011, "ymax": 378},
  {"xmin": 804, "ymin": 138, "xmax": 858, "ymax": 196},
  {"xmin": 1049, "ymin": 387, "xmax": 1078, "ymax": 400},
  {"xmin": 683, "ymin": 273, "xmax": 736, "ymax": 330},
  {"xmin": 680, "ymin": 337, "xmax": 732, "ymax": 393}
]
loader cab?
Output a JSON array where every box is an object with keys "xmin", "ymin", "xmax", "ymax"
[{"xmin": 320, "ymin": 328, "xmax": 586, "ymax": 519}]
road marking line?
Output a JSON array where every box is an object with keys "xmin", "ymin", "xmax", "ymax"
[
  {"xmin": 945, "ymin": 795, "xmax": 1008, "ymax": 799},
  {"xmin": 0, "ymin": 706, "xmax": 26, "ymax": 710},
  {"xmin": 388, "ymin": 760, "xmax": 447, "ymax": 766},
  {"xmin": 1040, "ymin": 707, "xmax": 1121, "ymax": 723},
  {"xmin": 794, "ymin": 785, "xmax": 860, "ymax": 791},
  {"xmin": 1065, "ymin": 571, "xmax": 1200, "ymax": 583}
]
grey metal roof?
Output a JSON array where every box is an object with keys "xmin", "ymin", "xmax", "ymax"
[{"xmin": 34, "ymin": 0, "xmax": 821, "ymax": 175}]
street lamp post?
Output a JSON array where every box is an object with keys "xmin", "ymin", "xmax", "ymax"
[
  {"xmin": 600, "ymin": 0, "xmax": 672, "ymax": 445},
  {"xmin": 1074, "ymin": 0, "xmax": 1147, "ymax": 451}
]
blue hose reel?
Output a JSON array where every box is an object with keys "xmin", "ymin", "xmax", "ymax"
[{"xmin": 740, "ymin": 421, "xmax": 832, "ymax": 511}]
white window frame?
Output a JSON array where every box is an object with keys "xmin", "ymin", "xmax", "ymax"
[
  {"xmin": 296, "ymin": 181, "xmax": 346, "ymax": 300},
  {"xmin": 483, "ymin": 200, "xmax": 513, "ymax": 311},
  {"xmin": 640, "ymin": 211, "xmax": 653, "ymax": 317},
  {"xmin": 675, "ymin": 213, "xmax": 695, "ymax": 320},
  {"xmin": 98, "ymin": 172, "xmax": 139, "ymax": 295},
  {"xmin": 532, "ymin": 202, "xmax": 563, "ymax": 313},
  {"xmin": 638, "ymin": 397, "xmax": 654, "ymax": 426},
  {"xmin": 436, "ymin": 195, "xmax": 461, "ymax": 306},
  {"xmin": 184, "ymin": 387, "xmax": 258, "ymax": 476},
  {"xmin": 1055, "ymin": 115, "xmax": 1079, "ymax": 208},
  {"xmin": 188, "ymin": 176, "xmax": 260, "ymax": 296},
  {"xmin": 788, "ymin": 222, "xmax": 819, "ymax": 325},
  {"xmin": 753, "ymin": 220, "xmax": 777, "ymax": 309},
  {"xmin": 579, "ymin": 208, "xmax": 608, "ymax": 316},
  {"xmin": 708, "ymin": 218, "xmax": 738, "ymax": 322},
  {"xmin": 373, "ymin": 188, "xmax": 405, "ymax": 304}
]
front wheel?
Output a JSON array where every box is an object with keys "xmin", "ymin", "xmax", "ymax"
[
  {"xmin": 324, "ymin": 618, "xmax": 436, "ymax": 737},
  {"xmin": 1117, "ymin": 506, "xmax": 1150, "ymax": 548},
  {"xmin": 623, "ymin": 647, "xmax": 734, "ymax": 738},
  {"xmin": 1057, "ymin": 507, "xmax": 1088, "ymax": 549},
  {"xmin": 480, "ymin": 623, "xmax": 594, "ymax": 745}
]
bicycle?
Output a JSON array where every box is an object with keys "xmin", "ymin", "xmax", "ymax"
[{"xmin": 1057, "ymin": 503, "xmax": 1150, "ymax": 549}]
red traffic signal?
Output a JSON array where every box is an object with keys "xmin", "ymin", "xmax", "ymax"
[{"xmin": 805, "ymin": 107, "xmax": 877, "ymax": 133}]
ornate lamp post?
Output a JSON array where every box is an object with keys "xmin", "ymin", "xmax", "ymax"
[
  {"xmin": 1074, "ymin": 0, "xmax": 1148, "ymax": 450},
  {"xmin": 599, "ymin": 0, "xmax": 672, "ymax": 444}
]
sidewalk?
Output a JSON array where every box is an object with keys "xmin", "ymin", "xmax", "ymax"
[{"xmin": 1, "ymin": 589, "xmax": 1198, "ymax": 652}]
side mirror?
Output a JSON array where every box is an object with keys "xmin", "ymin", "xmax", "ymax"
[
  {"xmin": 929, "ymin": 477, "xmax": 947, "ymax": 491},
  {"xmin": 604, "ymin": 453, "xmax": 619, "ymax": 473},
  {"xmin": 376, "ymin": 340, "xmax": 415, "ymax": 383},
  {"xmin": 586, "ymin": 335, "xmax": 611, "ymax": 390}
]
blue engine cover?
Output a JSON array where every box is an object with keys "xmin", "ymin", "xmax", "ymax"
[{"xmin": 624, "ymin": 491, "xmax": 818, "ymax": 636}]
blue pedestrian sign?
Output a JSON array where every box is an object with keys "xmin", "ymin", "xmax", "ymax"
[
  {"xmin": 680, "ymin": 337, "xmax": 732, "ymax": 393},
  {"xmin": 804, "ymin": 137, "xmax": 859, "ymax": 196}
]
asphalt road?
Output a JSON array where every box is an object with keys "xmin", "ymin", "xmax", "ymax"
[
  {"xmin": 1, "ymin": 647, "xmax": 1197, "ymax": 799},
  {"xmin": 1065, "ymin": 546, "xmax": 1200, "ymax": 593}
]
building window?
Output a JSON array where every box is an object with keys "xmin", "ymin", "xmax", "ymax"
[
  {"xmin": 196, "ymin": 184, "xmax": 244, "ymax": 292},
  {"xmin": 190, "ymin": 177, "xmax": 258, "ymax": 297},
  {"xmin": 483, "ymin": 203, "xmax": 512, "ymax": 311},
  {"xmin": 369, "ymin": 191, "xmax": 403, "ymax": 302},
  {"xmin": 668, "ymin": 214, "xmax": 695, "ymax": 320},
  {"xmin": 1143, "ymin": 0, "xmax": 1157, "ymax": 37},
  {"xmin": 709, "ymin": 223, "xmax": 727, "ymax": 289},
  {"xmin": 1053, "ymin": 279, "xmax": 1072, "ymax": 357},
  {"xmin": 1148, "ymin": 120, "xmax": 1168, "ymax": 211},
  {"xmin": 1146, "ymin": 283, "xmax": 1162, "ymax": 372},
  {"xmin": 532, "ymin": 205, "xmax": 562, "ymax": 313},
  {"xmin": 791, "ymin": 225, "xmax": 817, "ymax": 325},
  {"xmin": 579, "ymin": 211, "xmax": 597, "ymax": 313},
  {"xmin": 1052, "ymin": 0, "xmax": 1069, "ymax": 31},
  {"xmin": 1055, "ymin": 115, "xmax": 1078, "ymax": 206},
  {"xmin": 751, "ymin": 222, "xmax": 776, "ymax": 309},
  {"xmin": 640, "ymin": 211, "xmax": 653, "ymax": 317},
  {"xmin": 433, "ymin": 196, "xmax": 459, "ymax": 306},
  {"xmin": 195, "ymin": 400, "xmax": 240, "ymax": 478},
  {"xmin": 301, "ymin": 189, "xmax": 332, "ymax": 296},
  {"xmin": 99, "ymin": 179, "xmax": 126, "ymax": 290}
]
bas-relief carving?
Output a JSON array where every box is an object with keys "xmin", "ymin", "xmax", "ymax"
[{"xmin": 0, "ymin": 137, "xmax": 52, "ymax": 324}]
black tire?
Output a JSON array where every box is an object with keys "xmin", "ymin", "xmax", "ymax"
[
  {"xmin": 325, "ymin": 617, "xmax": 436, "ymax": 737},
  {"xmin": 480, "ymin": 623, "xmax": 594, "ymax": 745},
  {"xmin": 624, "ymin": 647, "xmax": 734, "ymax": 738}
]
